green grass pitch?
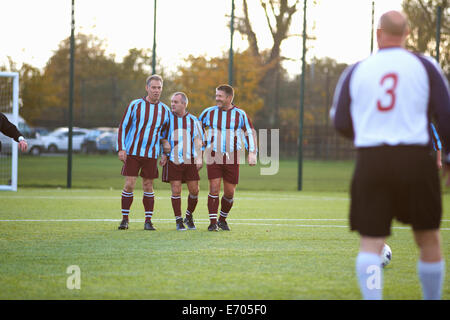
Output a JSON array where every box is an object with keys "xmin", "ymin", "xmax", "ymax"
[{"xmin": 0, "ymin": 155, "xmax": 448, "ymax": 299}]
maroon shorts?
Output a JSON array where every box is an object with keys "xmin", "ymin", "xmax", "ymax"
[
  {"xmin": 207, "ymin": 163, "xmax": 239, "ymax": 184},
  {"xmin": 121, "ymin": 155, "xmax": 158, "ymax": 179},
  {"xmin": 162, "ymin": 160, "xmax": 200, "ymax": 183}
]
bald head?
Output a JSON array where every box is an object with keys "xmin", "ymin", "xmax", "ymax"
[
  {"xmin": 378, "ymin": 11, "xmax": 408, "ymax": 36},
  {"xmin": 377, "ymin": 11, "xmax": 409, "ymax": 48}
]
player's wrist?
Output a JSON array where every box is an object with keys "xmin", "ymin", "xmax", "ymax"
[{"xmin": 18, "ymin": 136, "xmax": 25, "ymax": 142}]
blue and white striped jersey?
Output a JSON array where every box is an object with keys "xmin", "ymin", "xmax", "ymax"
[
  {"xmin": 162, "ymin": 111, "xmax": 204, "ymax": 164},
  {"xmin": 118, "ymin": 98, "xmax": 170, "ymax": 158},
  {"xmin": 331, "ymin": 47, "xmax": 450, "ymax": 153},
  {"xmin": 198, "ymin": 105, "xmax": 257, "ymax": 154}
]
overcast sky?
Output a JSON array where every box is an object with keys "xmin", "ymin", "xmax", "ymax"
[{"xmin": 1, "ymin": 0, "xmax": 403, "ymax": 75}]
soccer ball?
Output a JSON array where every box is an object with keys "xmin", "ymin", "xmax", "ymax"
[{"xmin": 381, "ymin": 244, "xmax": 392, "ymax": 268}]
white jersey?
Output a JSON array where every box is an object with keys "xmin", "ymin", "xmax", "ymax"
[{"xmin": 331, "ymin": 47, "xmax": 450, "ymax": 151}]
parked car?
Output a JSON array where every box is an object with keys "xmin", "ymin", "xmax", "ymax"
[
  {"xmin": 34, "ymin": 127, "xmax": 50, "ymax": 137},
  {"xmin": 42, "ymin": 127, "xmax": 90, "ymax": 153},
  {"xmin": 80, "ymin": 127, "xmax": 116, "ymax": 154},
  {"xmin": 24, "ymin": 129, "xmax": 45, "ymax": 156},
  {"xmin": 96, "ymin": 130, "xmax": 118, "ymax": 154},
  {"xmin": 0, "ymin": 113, "xmax": 45, "ymax": 156}
]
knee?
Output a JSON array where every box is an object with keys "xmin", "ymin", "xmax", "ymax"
[
  {"xmin": 223, "ymin": 186, "xmax": 235, "ymax": 200},
  {"xmin": 190, "ymin": 188, "xmax": 199, "ymax": 197},
  {"xmin": 414, "ymin": 230, "xmax": 442, "ymax": 261},
  {"xmin": 171, "ymin": 182, "xmax": 182, "ymax": 196},
  {"xmin": 124, "ymin": 184, "xmax": 134, "ymax": 193},
  {"xmin": 209, "ymin": 183, "xmax": 220, "ymax": 196},
  {"xmin": 359, "ymin": 237, "xmax": 386, "ymax": 255},
  {"xmin": 123, "ymin": 177, "xmax": 136, "ymax": 192},
  {"xmin": 142, "ymin": 180, "xmax": 154, "ymax": 193},
  {"xmin": 223, "ymin": 192, "xmax": 234, "ymax": 200},
  {"xmin": 209, "ymin": 188, "xmax": 220, "ymax": 196},
  {"xmin": 172, "ymin": 187, "xmax": 181, "ymax": 197},
  {"xmin": 414, "ymin": 230, "xmax": 441, "ymax": 248}
]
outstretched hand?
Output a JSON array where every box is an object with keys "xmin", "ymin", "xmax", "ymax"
[{"xmin": 18, "ymin": 140, "xmax": 28, "ymax": 152}]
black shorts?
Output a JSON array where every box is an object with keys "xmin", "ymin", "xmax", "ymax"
[{"xmin": 350, "ymin": 146, "xmax": 442, "ymax": 237}]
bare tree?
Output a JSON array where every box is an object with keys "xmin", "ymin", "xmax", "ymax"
[
  {"xmin": 238, "ymin": 0, "xmax": 300, "ymax": 65},
  {"xmin": 236, "ymin": 0, "xmax": 301, "ymax": 128}
]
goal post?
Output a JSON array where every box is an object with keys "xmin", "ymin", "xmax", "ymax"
[{"xmin": 0, "ymin": 71, "xmax": 19, "ymax": 191}]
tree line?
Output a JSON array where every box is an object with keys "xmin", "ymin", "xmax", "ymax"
[{"xmin": 1, "ymin": 32, "xmax": 346, "ymax": 130}]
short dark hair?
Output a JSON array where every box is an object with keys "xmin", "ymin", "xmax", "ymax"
[
  {"xmin": 146, "ymin": 74, "xmax": 163, "ymax": 85},
  {"xmin": 216, "ymin": 84, "xmax": 234, "ymax": 97}
]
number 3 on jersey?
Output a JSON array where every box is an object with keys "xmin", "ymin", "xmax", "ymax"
[{"xmin": 377, "ymin": 73, "xmax": 398, "ymax": 112}]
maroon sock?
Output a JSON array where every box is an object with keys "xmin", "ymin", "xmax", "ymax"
[
  {"xmin": 121, "ymin": 190, "xmax": 133, "ymax": 220},
  {"xmin": 186, "ymin": 194, "xmax": 198, "ymax": 217},
  {"xmin": 219, "ymin": 196, "xmax": 234, "ymax": 222},
  {"xmin": 171, "ymin": 196, "xmax": 182, "ymax": 220},
  {"xmin": 208, "ymin": 194, "xmax": 219, "ymax": 224},
  {"xmin": 143, "ymin": 192, "xmax": 154, "ymax": 222}
]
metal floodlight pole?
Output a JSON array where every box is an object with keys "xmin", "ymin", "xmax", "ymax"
[
  {"xmin": 435, "ymin": 5, "xmax": 442, "ymax": 62},
  {"xmin": 67, "ymin": 0, "xmax": 75, "ymax": 189},
  {"xmin": 370, "ymin": 1, "xmax": 375, "ymax": 53},
  {"xmin": 229, "ymin": 0, "xmax": 235, "ymax": 86},
  {"xmin": 298, "ymin": 0, "xmax": 307, "ymax": 191},
  {"xmin": 152, "ymin": 0, "xmax": 157, "ymax": 74}
]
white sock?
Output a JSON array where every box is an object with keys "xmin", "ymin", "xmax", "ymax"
[
  {"xmin": 417, "ymin": 260, "xmax": 445, "ymax": 300},
  {"xmin": 356, "ymin": 252, "xmax": 383, "ymax": 300}
]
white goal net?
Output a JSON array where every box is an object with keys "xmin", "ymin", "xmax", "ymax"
[{"xmin": 0, "ymin": 72, "xmax": 19, "ymax": 191}]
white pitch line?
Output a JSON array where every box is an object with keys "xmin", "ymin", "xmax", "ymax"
[{"xmin": 0, "ymin": 218, "xmax": 448, "ymax": 231}]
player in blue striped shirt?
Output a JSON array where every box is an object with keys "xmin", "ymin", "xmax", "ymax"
[
  {"xmin": 117, "ymin": 74, "xmax": 171, "ymax": 231},
  {"xmin": 199, "ymin": 84, "xmax": 257, "ymax": 231},
  {"xmin": 431, "ymin": 122, "xmax": 450, "ymax": 187},
  {"xmin": 160, "ymin": 92, "xmax": 204, "ymax": 231},
  {"xmin": 430, "ymin": 123, "xmax": 442, "ymax": 169}
]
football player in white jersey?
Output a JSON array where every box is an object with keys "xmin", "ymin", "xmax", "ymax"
[{"xmin": 331, "ymin": 11, "xmax": 450, "ymax": 300}]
